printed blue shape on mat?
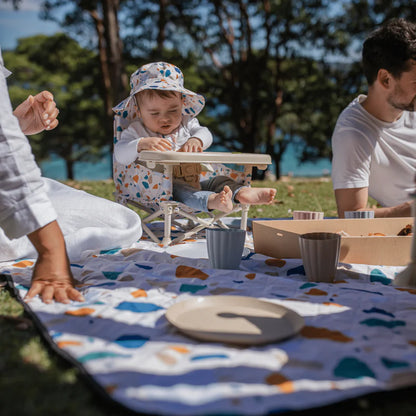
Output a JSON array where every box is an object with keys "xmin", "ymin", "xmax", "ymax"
[
  {"xmin": 360, "ymin": 318, "xmax": 406, "ymax": 328},
  {"xmin": 100, "ymin": 247, "xmax": 121, "ymax": 255},
  {"xmin": 333, "ymin": 357, "xmax": 375, "ymax": 379},
  {"xmin": 363, "ymin": 307, "xmax": 395, "ymax": 318},
  {"xmin": 115, "ymin": 334, "xmax": 149, "ymax": 348},
  {"xmin": 103, "ymin": 271, "xmax": 122, "ymax": 280},
  {"xmin": 381, "ymin": 357, "xmax": 409, "ymax": 369},
  {"xmin": 179, "ymin": 284, "xmax": 207, "ymax": 293},
  {"xmin": 191, "ymin": 354, "xmax": 229, "ymax": 361},
  {"xmin": 370, "ymin": 269, "xmax": 391, "ymax": 285},
  {"xmin": 79, "ymin": 351, "xmax": 132, "ymax": 363},
  {"xmin": 287, "ymin": 265, "xmax": 305, "ymax": 276},
  {"xmin": 115, "ymin": 301, "xmax": 164, "ymax": 313}
]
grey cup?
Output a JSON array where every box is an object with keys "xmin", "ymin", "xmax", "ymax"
[
  {"xmin": 299, "ymin": 232, "xmax": 341, "ymax": 283},
  {"xmin": 206, "ymin": 228, "xmax": 246, "ymax": 269},
  {"xmin": 344, "ymin": 210, "xmax": 375, "ymax": 219}
]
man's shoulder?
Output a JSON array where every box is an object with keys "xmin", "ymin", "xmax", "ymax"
[{"xmin": 337, "ymin": 95, "xmax": 368, "ymax": 124}]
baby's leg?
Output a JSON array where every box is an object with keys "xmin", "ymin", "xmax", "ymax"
[
  {"xmin": 207, "ymin": 185, "xmax": 234, "ymax": 212},
  {"xmin": 235, "ymin": 187, "xmax": 276, "ymax": 205}
]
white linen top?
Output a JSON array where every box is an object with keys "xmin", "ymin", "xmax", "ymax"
[
  {"xmin": 0, "ymin": 49, "xmax": 57, "ymax": 239},
  {"xmin": 114, "ymin": 116, "xmax": 213, "ymax": 165},
  {"xmin": 331, "ymin": 95, "xmax": 416, "ymax": 207}
]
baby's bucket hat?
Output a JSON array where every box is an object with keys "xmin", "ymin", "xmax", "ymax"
[{"xmin": 113, "ymin": 62, "xmax": 205, "ymax": 118}]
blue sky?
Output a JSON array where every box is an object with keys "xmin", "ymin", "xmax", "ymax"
[{"xmin": 0, "ymin": 0, "xmax": 60, "ymax": 50}]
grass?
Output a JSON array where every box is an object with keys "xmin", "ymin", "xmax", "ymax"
[{"xmin": 0, "ymin": 178, "xmax": 414, "ymax": 416}]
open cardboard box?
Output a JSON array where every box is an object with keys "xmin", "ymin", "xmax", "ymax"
[{"xmin": 252, "ymin": 218, "xmax": 413, "ymax": 266}]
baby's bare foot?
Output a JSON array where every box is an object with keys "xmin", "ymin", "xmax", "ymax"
[
  {"xmin": 208, "ymin": 185, "xmax": 234, "ymax": 212},
  {"xmin": 236, "ymin": 187, "xmax": 276, "ymax": 205}
]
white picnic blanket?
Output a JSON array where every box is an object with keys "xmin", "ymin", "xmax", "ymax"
[{"xmin": 1, "ymin": 223, "xmax": 416, "ymax": 416}]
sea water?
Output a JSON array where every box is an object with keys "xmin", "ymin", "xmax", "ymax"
[{"xmin": 40, "ymin": 144, "xmax": 332, "ymax": 180}]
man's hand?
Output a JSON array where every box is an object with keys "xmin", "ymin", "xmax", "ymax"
[
  {"xmin": 179, "ymin": 137, "xmax": 203, "ymax": 152},
  {"xmin": 13, "ymin": 91, "xmax": 59, "ymax": 135},
  {"xmin": 25, "ymin": 221, "xmax": 84, "ymax": 304},
  {"xmin": 137, "ymin": 137, "xmax": 173, "ymax": 151}
]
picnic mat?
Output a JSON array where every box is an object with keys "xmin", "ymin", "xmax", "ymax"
[{"xmin": 1, "ymin": 222, "xmax": 416, "ymax": 416}]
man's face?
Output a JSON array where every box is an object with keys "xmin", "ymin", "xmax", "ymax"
[
  {"xmin": 138, "ymin": 92, "xmax": 183, "ymax": 135},
  {"xmin": 387, "ymin": 59, "xmax": 416, "ymax": 112}
]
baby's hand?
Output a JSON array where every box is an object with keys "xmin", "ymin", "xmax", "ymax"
[
  {"xmin": 180, "ymin": 137, "xmax": 203, "ymax": 152},
  {"xmin": 137, "ymin": 137, "xmax": 173, "ymax": 152}
]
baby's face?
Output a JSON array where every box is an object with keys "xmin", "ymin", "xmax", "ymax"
[{"xmin": 137, "ymin": 92, "xmax": 182, "ymax": 135}]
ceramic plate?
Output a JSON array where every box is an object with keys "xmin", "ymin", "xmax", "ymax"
[{"xmin": 166, "ymin": 296, "xmax": 304, "ymax": 345}]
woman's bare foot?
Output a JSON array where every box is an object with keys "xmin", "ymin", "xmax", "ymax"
[
  {"xmin": 207, "ymin": 185, "xmax": 234, "ymax": 212},
  {"xmin": 235, "ymin": 187, "xmax": 276, "ymax": 205}
]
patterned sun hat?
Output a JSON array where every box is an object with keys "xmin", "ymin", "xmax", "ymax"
[{"xmin": 113, "ymin": 62, "xmax": 205, "ymax": 118}]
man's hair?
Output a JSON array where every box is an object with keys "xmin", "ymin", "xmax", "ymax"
[
  {"xmin": 362, "ymin": 18, "xmax": 416, "ymax": 85},
  {"xmin": 135, "ymin": 89, "xmax": 181, "ymax": 106}
]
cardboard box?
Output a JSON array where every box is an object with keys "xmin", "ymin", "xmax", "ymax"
[{"xmin": 252, "ymin": 218, "xmax": 413, "ymax": 266}]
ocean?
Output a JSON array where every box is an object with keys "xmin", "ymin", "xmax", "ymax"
[{"xmin": 40, "ymin": 143, "xmax": 332, "ymax": 181}]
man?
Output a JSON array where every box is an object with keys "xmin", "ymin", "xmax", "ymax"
[{"xmin": 331, "ymin": 18, "xmax": 416, "ymax": 218}]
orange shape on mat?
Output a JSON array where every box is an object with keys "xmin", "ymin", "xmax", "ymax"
[
  {"xmin": 57, "ymin": 340, "xmax": 82, "ymax": 348},
  {"xmin": 300, "ymin": 326, "xmax": 353, "ymax": 343},
  {"xmin": 170, "ymin": 346, "xmax": 190, "ymax": 354},
  {"xmin": 105, "ymin": 384, "xmax": 118, "ymax": 394},
  {"xmin": 322, "ymin": 302, "xmax": 344, "ymax": 307},
  {"xmin": 13, "ymin": 260, "xmax": 34, "ymax": 268},
  {"xmin": 304, "ymin": 288, "xmax": 328, "ymax": 296},
  {"xmin": 245, "ymin": 273, "xmax": 256, "ymax": 280},
  {"xmin": 131, "ymin": 289, "xmax": 147, "ymax": 298},
  {"xmin": 65, "ymin": 307, "xmax": 95, "ymax": 316},
  {"xmin": 175, "ymin": 265, "xmax": 209, "ymax": 280},
  {"xmin": 265, "ymin": 258, "xmax": 286, "ymax": 267},
  {"xmin": 265, "ymin": 373, "xmax": 295, "ymax": 393}
]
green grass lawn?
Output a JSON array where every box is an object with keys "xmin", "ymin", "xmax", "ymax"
[{"xmin": 0, "ymin": 178, "xmax": 414, "ymax": 416}]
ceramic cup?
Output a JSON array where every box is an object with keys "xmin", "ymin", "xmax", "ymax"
[
  {"xmin": 298, "ymin": 232, "xmax": 341, "ymax": 283},
  {"xmin": 292, "ymin": 210, "xmax": 324, "ymax": 220},
  {"xmin": 206, "ymin": 228, "xmax": 246, "ymax": 269},
  {"xmin": 344, "ymin": 210, "xmax": 375, "ymax": 219}
]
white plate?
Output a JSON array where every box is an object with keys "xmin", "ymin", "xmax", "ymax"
[{"xmin": 166, "ymin": 296, "xmax": 304, "ymax": 345}]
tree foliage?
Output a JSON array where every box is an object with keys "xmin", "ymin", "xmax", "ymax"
[
  {"xmin": 5, "ymin": 0, "xmax": 416, "ymax": 179},
  {"xmin": 4, "ymin": 34, "xmax": 106, "ymax": 179}
]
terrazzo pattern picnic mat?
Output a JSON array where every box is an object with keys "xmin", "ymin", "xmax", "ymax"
[{"xmin": 1, "ymin": 227, "xmax": 416, "ymax": 416}]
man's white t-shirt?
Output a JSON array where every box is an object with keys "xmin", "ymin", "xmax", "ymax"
[{"xmin": 331, "ymin": 95, "xmax": 416, "ymax": 207}]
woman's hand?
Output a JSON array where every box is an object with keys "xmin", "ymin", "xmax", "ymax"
[
  {"xmin": 13, "ymin": 90, "xmax": 59, "ymax": 135},
  {"xmin": 25, "ymin": 221, "xmax": 84, "ymax": 304}
]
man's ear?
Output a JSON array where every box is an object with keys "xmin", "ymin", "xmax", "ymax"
[{"xmin": 377, "ymin": 68, "xmax": 392, "ymax": 89}]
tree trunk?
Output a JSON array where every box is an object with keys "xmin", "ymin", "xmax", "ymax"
[{"xmin": 66, "ymin": 159, "xmax": 74, "ymax": 180}]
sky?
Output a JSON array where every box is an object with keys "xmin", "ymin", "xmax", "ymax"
[{"xmin": 0, "ymin": 0, "xmax": 61, "ymax": 50}]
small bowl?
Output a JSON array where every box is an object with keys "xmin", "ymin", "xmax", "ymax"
[{"xmin": 292, "ymin": 210, "xmax": 324, "ymax": 220}]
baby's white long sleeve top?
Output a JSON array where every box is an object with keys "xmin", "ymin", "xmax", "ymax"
[{"xmin": 114, "ymin": 116, "xmax": 213, "ymax": 165}]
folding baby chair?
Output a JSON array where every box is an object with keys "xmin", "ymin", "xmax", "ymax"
[{"xmin": 113, "ymin": 112, "xmax": 272, "ymax": 246}]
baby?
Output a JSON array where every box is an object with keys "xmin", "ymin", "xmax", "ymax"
[{"xmin": 113, "ymin": 62, "xmax": 276, "ymax": 213}]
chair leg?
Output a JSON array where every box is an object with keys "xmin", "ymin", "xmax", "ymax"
[
  {"xmin": 161, "ymin": 201, "xmax": 178, "ymax": 247},
  {"xmin": 240, "ymin": 204, "xmax": 249, "ymax": 231}
]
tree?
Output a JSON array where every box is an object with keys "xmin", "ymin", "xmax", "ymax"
[
  {"xmin": 4, "ymin": 34, "xmax": 107, "ymax": 179},
  {"xmin": 40, "ymin": 0, "xmax": 126, "ymax": 140}
]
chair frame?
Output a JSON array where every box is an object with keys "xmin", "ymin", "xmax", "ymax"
[{"xmin": 127, "ymin": 151, "xmax": 271, "ymax": 246}]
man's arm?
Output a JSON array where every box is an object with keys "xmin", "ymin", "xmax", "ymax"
[{"xmin": 335, "ymin": 187, "xmax": 413, "ymax": 218}]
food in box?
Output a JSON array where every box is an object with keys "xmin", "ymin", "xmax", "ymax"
[{"xmin": 252, "ymin": 218, "xmax": 413, "ymax": 266}]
